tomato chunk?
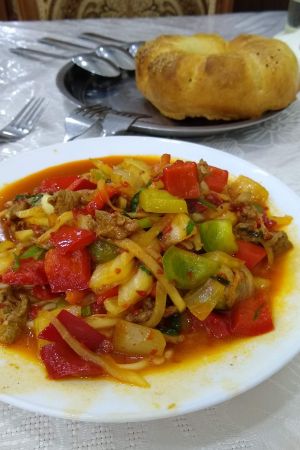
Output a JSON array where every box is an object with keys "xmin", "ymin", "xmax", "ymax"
[
  {"xmin": 163, "ymin": 161, "xmax": 200, "ymax": 199},
  {"xmin": 204, "ymin": 166, "xmax": 228, "ymax": 193},
  {"xmin": 66, "ymin": 178, "xmax": 96, "ymax": 191},
  {"xmin": 235, "ymin": 240, "xmax": 267, "ymax": 269},
  {"xmin": 39, "ymin": 309, "xmax": 112, "ymax": 353},
  {"xmin": 44, "ymin": 248, "xmax": 91, "ymax": 292},
  {"xmin": 65, "ymin": 290, "xmax": 87, "ymax": 305},
  {"xmin": 40, "ymin": 341, "xmax": 102, "ymax": 379},
  {"xmin": 202, "ymin": 311, "xmax": 231, "ymax": 339},
  {"xmin": 38, "ymin": 176, "xmax": 80, "ymax": 193},
  {"xmin": 86, "ymin": 185, "xmax": 119, "ymax": 215},
  {"xmin": 2, "ymin": 259, "xmax": 47, "ymax": 286},
  {"xmin": 50, "ymin": 225, "xmax": 96, "ymax": 254},
  {"xmin": 32, "ymin": 285, "xmax": 59, "ymax": 300},
  {"xmin": 231, "ymin": 292, "xmax": 274, "ymax": 337}
]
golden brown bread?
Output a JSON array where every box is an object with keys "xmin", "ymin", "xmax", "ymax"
[{"xmin": 135, "ymin": 34, "xmax": 300, "ymax": 121}]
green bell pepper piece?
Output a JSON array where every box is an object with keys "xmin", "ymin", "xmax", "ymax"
[
  {"xmin": 199, "ymin": 219, "xmax": 238, "ymax": 254},
  {"xmin": 162, "ymin": 246, "xmax": 219, "ymax": 290},
  {"xmin": 137, "ymin": 217, "xmax": 153, "ymax": 229},
  {"xmin": 139, "ymin": 189, "xmax": 187, "ymax": 214},
  {"xmin": 89, "ymin": 239, "xmax": 119, "ymax": 263}
]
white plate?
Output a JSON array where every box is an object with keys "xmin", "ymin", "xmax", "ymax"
[{"xmin": 0, "ymin": 136, "xmax": 300, "ymax": 423}]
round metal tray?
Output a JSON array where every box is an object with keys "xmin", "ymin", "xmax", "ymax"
[{"xmin": 56, "ymin": 62, "xmax": 283, "ymax": 137}]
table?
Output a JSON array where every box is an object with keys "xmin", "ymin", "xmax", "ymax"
[{"xmin": 1, "ymin": 11, "xmax": 300, "ymax": 450}]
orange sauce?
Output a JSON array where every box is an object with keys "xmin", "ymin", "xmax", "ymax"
[{"xmin": 0, "ymin": 156, "xmax": 292, "ymax": 375}]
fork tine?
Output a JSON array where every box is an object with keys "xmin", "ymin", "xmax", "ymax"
[
  {"xmin": 16, "ymin": 98, "xmax": 45, "ymax": 128},
  {"xmin": 10, "ymin": 97, "xmax": 36, "ymax": 124},
  {"xmin": 13, "ymin": 97, "xmax": 42, "ymax": 127},
  {"xmin": 27, "ymin": 100, "xmax": 46, "ymax": 127},
  {"xmin": 83, "ymin": 107, "xmax": 110, "ymax": 119}
]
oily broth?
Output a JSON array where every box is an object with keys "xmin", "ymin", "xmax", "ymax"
[{"xmin": 0, "ymin": 156, "xmax": 292, "ymax": 376}]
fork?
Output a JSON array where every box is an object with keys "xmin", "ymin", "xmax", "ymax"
[
  {"xmin": 0, "ymin": 97, "xmax": 45, "ymax": 143},
  {"xmin": 99, "ymin": 110, "xmax": 148, "ymax": 136},
  {"xmin": 64, "ymin": 104, "xmax": 111, "ymax": 142}
]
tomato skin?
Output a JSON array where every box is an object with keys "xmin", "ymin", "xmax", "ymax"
[
  {"xmin": 163, "ymin": 161, "xmax": 201, "ymax": 199},
  {"xmin": 38, "ymin": 176, "xmax": 96, "ymax": 194},
  {"xmin": 204, "ymin": 166, "xmax": 228, "ymax": 193},
  {"xmin": 65, "ymin": 290, "xmax": 87, "ymax": 305},
  {"xmin": 231, "ymin": 292, "xmax": 274, "ymax": 337},
  {"xmin": 39, "ymin": 309, "xmax": 112, "ymax": 353},
  {"xmin": 66, "ymin": 178, "xmax": 96, "ymax": 191},
  {"xmin": 50, "ymin": 225, "xmax": 96, "ymax": 254},
  {"xmin": 40, "ymin": 341, "xmax": 103, "ymax": 379},
  {"xmin": 32, "ymin": 285, "xmax": 58, "ymax": 300},
  {"xmin": 86, "ymin": 185, "xmax": 119, "ymax": 215},
  {"xmin": 2, "ymin": 259, "xmax": 47, "ymax": 286},
  {"xmin": 184, "ymin": 292, "xmax": 273, "ymax": 339},
  {"xmin": 38, "ymin": 176, "xmax": 80, "ymax": 193},
  {"xmin": 202, "ymin": 312, "xmax": 231, "ymax": 339},
  {"xmin": 235, "ymin": 240, "xmax": 267, "ymax": 269},
  {"xmin": 44, "ymin": 248, "xmax": 91, "ymax": 292}
]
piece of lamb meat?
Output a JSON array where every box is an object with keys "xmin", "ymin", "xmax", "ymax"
[
  {"xmin": 50, "ymin": 190, "xmax": 93, "ymax": 214},
  {"xmin": 95, "ymin": 211, "xmax": 139, "ymax": 240},
  {"xmin": 0, "ymin": 287, "xmax": 29, "ymax": 344}
]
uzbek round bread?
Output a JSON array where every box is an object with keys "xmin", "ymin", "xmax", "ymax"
[{"xmin": 135, "ymin": 33, "xmax": 300, "ymax": 121}]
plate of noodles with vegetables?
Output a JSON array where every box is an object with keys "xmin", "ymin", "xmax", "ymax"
[{"xmin": 0, "ymin": 136, "xmax": 300, "ymax": 422}]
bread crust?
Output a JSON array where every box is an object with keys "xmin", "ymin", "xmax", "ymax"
[{"xmin": 135, "ymin": 34, "xmax": 300, "ymax": 121}]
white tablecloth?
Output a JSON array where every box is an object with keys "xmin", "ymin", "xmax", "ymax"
[{"xmin": 1, "ymin": 11, "xmax": 300, "ymax": 449}]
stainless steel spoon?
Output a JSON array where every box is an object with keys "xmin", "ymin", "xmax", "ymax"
[
  {"xmin": 95, "ymin": 45, "xmax": 135, "ymax": 71},
  {"xmin": 38, "ymin": 36, "xmax": 137, "ymax": 71},
  {"xmin": 72, "ymin": 53, "xmax": 121, "ymax": 78},
  {"xmin": 79, "ymin": 32, "xmax": 144, "ymax": 57}
]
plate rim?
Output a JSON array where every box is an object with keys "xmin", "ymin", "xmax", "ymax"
[
  {"xmin": 1, "ymin": 135, "xmax": 300, "ymax": 423},
  {"xmin": 56, "ymin": 62, "xmax": 284, "ymax": 137}
]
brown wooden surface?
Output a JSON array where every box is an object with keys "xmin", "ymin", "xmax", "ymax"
[
  {"xmin": 234, "ymin": 0, "xmax": 289, "ymax": 11},
  {"xmin": 216, "ymin": 0, "xmax": 234, "ymax": 13},
  {"xmin": 11, "ymin": 0, "xmax": 233, "ymax": 21},
  {"xmin": 13, "ymin": 0, "xmax": 40, "ymax": 20},
  {"xmin": 0, "ymin": 1, "xmax": 8, "ymax": 20}
]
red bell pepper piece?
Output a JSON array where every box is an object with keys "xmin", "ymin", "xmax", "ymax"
[
  {"xmin": 44, "ymin": 248, "xmax": 91, "ymax": 292},
  {"xmin": 86, "ymin": 185, "xmax": 119, "ymax": 215},
  {"xmin": 50, "ymin": 225, "xmax": 96, "ymax": 254},
  {"xmin": 66, "ymin": 178, "xmax": 96, "ymax": 191},
  {"xmin": 235, "ymin": 240, "xmax": 267, "ymax": 269},
  {"xmin": 2, "ymin": 259, "xmax": 47, "ymax": 286},
  {"xmin": 38, "ymin": 176, "xmax": 80, "ymax": 194},
  {"xmin": 202, "ymin": 311, "xmax": 231, "ymax": 339},
  {"xmin": 39, "ymin": 309, "xmax": 112, "ymax": 353},
  {"xmin": 204, "ymin": 166, "xmax": 228, "ymax": 193},
  {"xmin": 163, "ymin": 161, "xmax": 201, "ymax": 199},
  {"xmin": 231, "ymin": 292, "xmax": 274, "ymax": 337},
  {"xmin": 40, "ymin": 341, "xmax": 103, "ymax": 379}
]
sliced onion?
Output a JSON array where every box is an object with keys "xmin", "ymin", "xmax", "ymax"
[
  {"xmin": 85, "ymin": 315, "xmax": 118, "ymax": 329},
  {"xmin": 116, "ymin": 360, "xmax": 149, "ymax": 370},
  {"xmin": 144, "ymin": 282, "xmax": 167, "ymax": 328},
  {"xmin": 37, "ymin": 211, "xmax": 73, "ymax": 243},
  {"xmin": 114, "ymin": 238, "xmax": 186, "ymax": 312},
  {"xmin": 41, "ymin": 194, "xmax": 55, "ymax": 215}
]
